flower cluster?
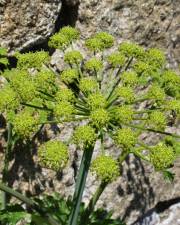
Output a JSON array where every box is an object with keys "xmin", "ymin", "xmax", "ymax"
[
  {"xmin": 1, "ymin": 26, "xmax": 179, "ymax": 181},
  {"xmin": 38, "ymin": 140, "xmax": 69, "ymax": 171}
]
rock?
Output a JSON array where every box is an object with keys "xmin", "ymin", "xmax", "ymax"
[
  {"xmin": 0, "ymin": 0, "xmax": 62, "ymax": 51},
  {"xmin": 76, "ymin": 0, "xmax": 180, "ymax": 69}
]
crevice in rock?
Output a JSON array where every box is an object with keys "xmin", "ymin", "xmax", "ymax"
[
  {"xmin": 55, "ymin": 0, "xmax": 80, "ymax": 31},
  {"xmin": 131, "ymin": 197, "xmax": 180, "ymax": 225},
  {"xmin": 14, "ymin": 0, "xmax": 80, "ymax": 54}
]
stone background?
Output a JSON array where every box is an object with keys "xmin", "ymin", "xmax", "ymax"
[{"xmin": 0, "ymin": 0, "xmax": 180, "ymax": 224}]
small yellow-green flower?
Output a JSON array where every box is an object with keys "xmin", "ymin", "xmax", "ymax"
[
  {"xmin": 48, "ymin": 32, "xmax": 70, "ymax": 49},
  {"xmin": 150, "ymin": 143, "xmax": 175, "ymax": 170},
  {"xmin": 16, "ymin": 51, "xmax": 50, "ymax": 69},
  {"xmin": 85, "ymin": 38, "xmax": 103, "ymax": 52},
  {"xmin": 114, "ymin": 106, "xmax": 134, "ymax": 124},
  {"xmin": 10, "ymin": 70, "xmax": 37, "ymax": 102},
  {"xmin": 64, "ymin": 50, "xmax": 83, "ymax": 65},
  {"xmin": 38, "ymin": 140, "xmax": 69, "ymax": 171},
  {"xmin": 146, "ymin": 48, "xmax": 166, "ymax": 68},
  {"xmin": 13, "ymin": 110, "xmax": 39, "ymax": 138},
  {"xmin": 90, "ymin": 108, "xmax": 109, "ymax": 128},
  {"xmin": 107, "ymin": 52, "xmax": 126, "ymax": 68},
  {"xmin": 85, "ymin": 58, "xmax": 103, "ymax": 72},
  {"xmin": 54, "ymin": 101, "xmax": 74, "ymax": 119},
  {"xmin": 147, "ymin": 111, "xmax": 167, "ymax": 130},
  {"xmin": 147, "ymin": 84, "xmax": 165, "ymax": 101},
  {"xmin": 91, "ymin": 155, "xmax": 119, "ymax": 182},
  {"xmin": 61, "ymin": 68, "xmax": 79, "ymax": 84},
  {"xmin": 133, "ymin": 61, "xmax": 153, "ymax": 76},
  {"xmin": 55, "ymin": 88, "xmax": 75, "ymax": 103},
  {"xmin": 87, "ymin": 93, "xmax": 106, "ymax": 110},
  {"xmin": 121, "ymin": 71, "xmax": 138, "ymax": 87},
  {"xmin": 73, "ymin": 125, "xmax": 96, "ymax": 148},
  {"xmin": 118, "ymin": 42, "xmax": 145, "ymax": 58},
  {"xmin": 35, "ymin": 69, "xmax": 55, "ymax": 89},
  {"xmin": 95, "ymin": 32, "xmax": 114, "ymax": 49},
  {"xmin": 166, "ymin": 100, "xmax": 180, "ymax": 115},
  {"xmin": 116, "ymin": 86, "xmax": 135, "ymax": 103},
  {"xmin": 79, "ymin": 77, "xmax": 99, "ymax": 93},
  {"xmin": 0, "ymin": 85, "xmax": 19, "ymax": 112},
  {"xmin": 60, "ymin": 26, "xmax": 79, "ymax": 42},
  {"xmin": 115, "ymin": 127, "xmax": 137, "ymax": 149}
]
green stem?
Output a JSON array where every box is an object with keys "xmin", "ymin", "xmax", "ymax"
[
  {"xmin": 21, "ymin": 103, "xmax": 52, "ymax": 111},
  {"xmin": 0, "ymin": 183, "xmax": 60, "ymax": 225},
  {"xmin": 80, "ymin": 181, "xmax": 108, "ymax": 225},
  {"xmin": 124, "ymin": 123, "xmax": 180, "ymax": 138},
  {"xmin": 2, "ymin": 123, "xmax": 12, "ymax": 209},
  {"xmin": 68, "ymin": 146, "xmax": 94, "ymax": 225}
]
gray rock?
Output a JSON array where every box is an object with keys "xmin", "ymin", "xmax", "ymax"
[{"xmin": 0, "ymin": 0, "xmax": 62, "ymax": 51}]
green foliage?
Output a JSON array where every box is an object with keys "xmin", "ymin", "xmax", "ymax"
[
  {"xmin": 107, "ymin": 52, "xmax": 126, "ymax": 68},
  {"xmin": 0, "ymin": 47, "xmax": 9, "ymax": 67},
  {"xmin": 115, "ymin": 128, "xmax": 137, "ymax": 149},
  {"xmin": 90, "ymin": 108, "xmax": 109, "ymax": 128},
  {"xmin": 0, "ymin": 193, "xmax": 126, "ymax": 225},
  {"xmin": 61, "ymin": 68, "xmax": 79, "ymax": 84},
  {"xmin": 79, "ymin": 77, "xmax": 99, "ymax": 93},
  {"xmin": 64, "ymin": 50, "xmax": 83, "ymax": 65}
]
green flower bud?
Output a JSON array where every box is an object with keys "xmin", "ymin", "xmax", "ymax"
[
  {"xmin": 10, "ymin": 70, "xmax": 36, "ymax": 102},
  {"xmin": 147, "ymin": 111, "xmax": 167, "ymax": 130},
  {"xmin": 13, "ymin": 110, "xmax": 39, "ymax": 138},
  {"xmin": 115, "ymin": 127, "xmax": 136, "ymax": 149},
  {"xmin": 0, "ymin": 85, "xmax": 19, "ymax": 112},
  {"xmin": 114, "ymin": 106, "xmax": 133, "ymax": 124},
  {"xmin": 118, "ymin": 42, "xmax": 145, "ymax": 58},
  {"xmin": 85, "ymin": 38, "xmax": 103, "ymax": 52},
  {"xmin": 95, "ymin": 32, "xmax": 114, "ymax": 49},
  {"xmin": 16, "ymin": 51, "xmax": 50, "ymax": 69},
  {"xmin": 150, "ymin": 143, "xmax": 175, "ymax": 170},
  {"xmin": 91, "ymin": 155, "xmax": 119, "ymax": 182},
  {"xmin": 35, "ymin": 69, "xmax": 55, "ymax": 90},
  {"xmin": 84, "ymin": 58, "xmax": 103, "ymax": 72},
  {"xmin": 147, "ymin": 84, "xmax": 165, "ymax": 101},
  {"xmin": 79, "ymin": 77, "xmax": 99, "ymax": 93},
  {"xmin": 64, "ymin": 50, "xmax": 83, "ymax": 65},
  {"xmin": 73, "ymin": 125, "xmax": 96, "ymax": 148},
  {"xmin": 54, "ymin": 101, "xmax": 74, "ymax": 119},
  {"xmin": 133, "ymin": 61, "xmax": 153, "ymax": 76},
  {"xmin": 87, "ymin": 93, "xmax": 106, "ymax": 110},
  {"xmin": 38, "ymin": 140, "xmax": 69, "ymax": 171},
  {"xmin": 121, "ymin": 71, "xmax": 138, "ymax": 87},
  {"xmin": 107, "ymin": 52, "xmax": 126, "ymax": 68},
  {"xmin": 61, "ymin": 68, "xmax": 79, "ymax": 84},
  {"xmin": 166, "ymin": 100, "xmax": 180, "ymax": 114},
  {"xmin": 55, "ymin": 88, "xmax": 74, "ymax": 103},
  {"xmin": 116, "ymin": 86, "xmax": 135, "ymax": 103},
  {"xmin": 90, "ymin": 108, "xmax": 109, "ymax": 128},
  {"xmin": 60, "ymin": 26, "xmax": 80, "ymax": 42},
  {"xmin": 48, "ymin": 32, "xmax": 70, "ymax": 49},
  {"xmin": 162, "ymin": 70, "xmax": 180, "ymax": 97},
  {"xmin": 146, "ymin": 48, "xmax": 165, "ymax": 68},
  {"xmin": 162, "ymin": 70, "xmax": 180, "ymax": 84}
]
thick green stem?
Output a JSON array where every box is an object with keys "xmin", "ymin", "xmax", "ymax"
[
  {"xmin": 68, "ymin": 146, "xmax": 94, "ymax": 225},
  {"xmin": 1, "ymin": 123, "xmax": 12, "ymax": 209},
  {"xmin": 80, "ymin": 150, "xmax": 129, "ymax": 224},
  {"xmin": 80, "ymin": 181, "xmax": 107, "ymax": 225},
  {"xmin": 0, "ymin": 183, "xmax": 60, "ymax": 225}
]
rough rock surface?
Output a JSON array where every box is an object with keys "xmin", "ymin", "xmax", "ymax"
[
  {"xmin": 0, "ymin": 0, "xmax": 62, "ymax": 50},
  {"xmin": 76, "ymin": 0, "xmax": 180, "ymax": 69}
]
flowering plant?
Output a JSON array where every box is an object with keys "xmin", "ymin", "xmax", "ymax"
[{"xmin": 0, "ymin": 26, "xmax": 180, "ymax": 225}]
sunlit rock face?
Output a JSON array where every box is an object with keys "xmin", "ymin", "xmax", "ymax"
[
  {"xmin": 76, "ymin": 0, "xmax": 180, "ymax": 69},
  {"xmin": 0, "ymin": 0, "xmax": 62, "ymax": 50}
]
